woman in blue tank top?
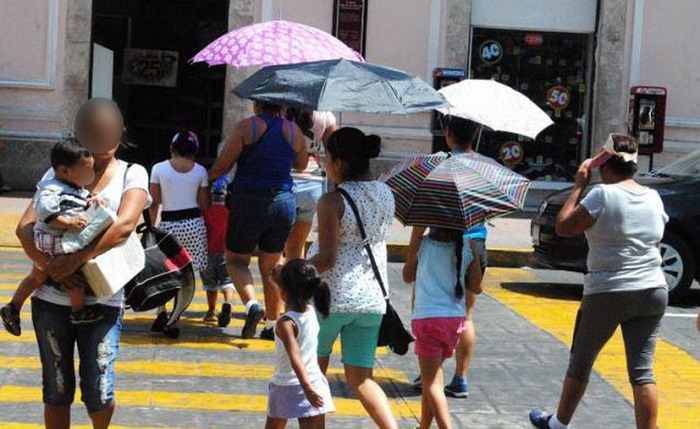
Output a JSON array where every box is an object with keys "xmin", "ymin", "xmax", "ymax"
[{"xmin": 209, "ymin": 102, "xmax": 308, "ymax": 340}]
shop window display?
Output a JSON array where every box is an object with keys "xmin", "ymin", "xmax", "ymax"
[{"xmin": 470, "ymin": 28, "xmax": 592, "ymax": 182}]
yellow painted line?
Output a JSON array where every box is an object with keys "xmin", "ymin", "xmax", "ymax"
[
  {"xmin": 17, "ymin": 311, "xmax": 257, "ymax": 328},
  {"xmin": 485, "ymin": 267, "xmax": 700, "ymax": 429},
  {"xmin": 0, "ymin": 246, "xmax": 24, "ymax": 253},
  {"xmin": 0, "ymin": 330, "xmax": 384, "ymax": 355},
  {"xmin": 0, "ymin": 283, "xmax": 267, "ymax": 303},
  {"xmin": 0, "ymin": 272, "xmax": 23, "ymax": 280},
  {"xmin": 0, "ymin": 213, "xmax": 22, "ymax": 248},
  {"xmin": 0, "ymin": 356, "xmax": 407, "ymax": 382},
  {"xmin": 0, "ymin": 385, "xmax": 419, "ymax": 418},
  {"xmin": 0, "ymin": 424, "xmax": 197, "ymax": 429}
]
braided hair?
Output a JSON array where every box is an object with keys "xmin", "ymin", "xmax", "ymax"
[{"xmin": 454, "ymin": 232, "xmax": 466, "ymax": 299}]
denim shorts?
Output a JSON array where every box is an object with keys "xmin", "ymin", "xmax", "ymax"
[
  {"xmin": 317, "ymin": 312, "xmax": 383, "ymax": 369},
  {"xmin": 31, "ymin": 298, "xmax": 123, "ymax": 412},
  {"xmin": 199, "ymin": 252, "xmax": 234, "ymax": 292},
  {"xmin": 292, "ymin": 179, "xmax": 323, "ymax": 223},
  {"xmin": 226, "ymin": 190, "xmax": 296, "ymax": 254}
]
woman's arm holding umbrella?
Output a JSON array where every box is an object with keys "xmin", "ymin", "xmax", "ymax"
[
  {"xmin": 209, "ymin": 120, "xmax": 249, "ymax": 180},
  {"xmin": 288, "ymin": 121, "xmax": 309, "ymax": 172},
  {"xmin": 556, "ymin": 163, "xmax": 595, "ymax": 237},
  {"xmin": 307, "ymin": 192, "xmax": 343, "ymax": 273}
]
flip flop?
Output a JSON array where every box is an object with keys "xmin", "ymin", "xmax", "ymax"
[{"xmin": 1, "ymin": 304, "xmax": 21, "ymax": 336}]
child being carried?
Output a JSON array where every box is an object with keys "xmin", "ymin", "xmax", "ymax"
[{"xmin": 1, "ymin": 138, "xmax": 115, "ymax": 336}]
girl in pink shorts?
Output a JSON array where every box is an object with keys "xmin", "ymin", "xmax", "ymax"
[{"xmin": 404, "ymin": 227, "xmax": 483, "ymax": 429}]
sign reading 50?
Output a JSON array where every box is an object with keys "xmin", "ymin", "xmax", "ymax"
[{"xmin": 547, "ymin": 85, "xmax": 570, "ymax": 110}]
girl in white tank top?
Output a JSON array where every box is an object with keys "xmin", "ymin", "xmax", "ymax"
[{"xmin": 267, "ymin": 260, "xmax": 335, "ymax": 427}]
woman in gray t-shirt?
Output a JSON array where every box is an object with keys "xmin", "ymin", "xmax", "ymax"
[{"xmin": 529, "ymin": 134, "xmax": 668, "ymax": 429}]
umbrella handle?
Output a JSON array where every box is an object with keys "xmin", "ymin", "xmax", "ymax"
[{"xmin": 475, "ymin": 125, "xmax": 483, "ymax": 153}]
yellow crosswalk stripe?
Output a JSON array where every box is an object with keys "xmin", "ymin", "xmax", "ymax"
[
  {"xmin": 0, "ymin": 356, "xmax": 408, "ymax": 382},
  {"xmin": 0, "ymin": 273, "xmax": 23, "ymax": 280},
  {"xmin": 0, "ymin": 424, "xmax": 198, "ymax": 429},
  {"xmin": 0, "ymin": 284, "xmax": 266, "ymax": 301},
  {"xmin": 0, "ymin": 330, "xmax": 386, "ymax": 355},
  {"xmin": 0, "ymin": 385, "xmax": 420, "ymax": 418},
  {"xmin": 486, "ymin": 267, "xmax": 700, "ymax": 429},
  {"xmin": 20, "ymin": 312, "xmax": 258, "ymax": 327}
]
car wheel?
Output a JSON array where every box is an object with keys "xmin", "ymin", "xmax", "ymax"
[{"xmin": 661, "ymin": 231, "xmax": 695, "ymax": 303}]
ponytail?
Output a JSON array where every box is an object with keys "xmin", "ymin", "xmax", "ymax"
[
  {"xmin": 313, "ymin": 279, "xmax": 331, "ymax": 319},
  {"xmin": 454, "ymin": 234, "xmax": 465, "ymax": 299},
  {"xmin": 280, "ymin": 259, "xmax": 331, "ymax": 317}
]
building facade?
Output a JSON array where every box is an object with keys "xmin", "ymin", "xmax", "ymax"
[{"xmin": 1, "ymin": 0, "xmax": 698, "ymax": 199}]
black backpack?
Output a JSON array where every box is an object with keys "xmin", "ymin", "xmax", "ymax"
[{"xmin": 124, "ymin": 211, "xmax": 195, "ymax": 320}]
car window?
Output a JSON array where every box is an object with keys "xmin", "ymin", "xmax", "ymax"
[{"xmin": 652, "ymin": 150, "xmax": 700, "ymax": 177}]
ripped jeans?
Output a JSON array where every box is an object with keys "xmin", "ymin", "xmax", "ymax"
[{"xmin": 31, "ymin": 298, "xmax": 123, "ymax": 412}]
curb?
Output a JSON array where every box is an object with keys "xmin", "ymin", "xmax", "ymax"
[
  {"xmin": 387, "ymin": 243, "xmax": 532, "ymax": 268},
  {"xmin": 1, "ymin": 239, "xmax": 534, "ymax": 269}
]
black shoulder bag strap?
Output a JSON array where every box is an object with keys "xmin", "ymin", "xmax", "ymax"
[
  {"xmin": 121, "ymin": 162, "xmax": 151, "ymax": 230},
  {"xmin": 336, "ymin": 187, "xmax": 388, "ymax": 300}
]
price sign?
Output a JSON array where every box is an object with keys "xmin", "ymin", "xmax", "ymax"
[
  {"xmin": 547, "ymin": 85, "xmax": 570, "ymax": 110},
  {"xmin": 500, "ymin": 141, "xmax": 524, "ymax": 166},
  {"xmin": 479, "ymin": 40, "xmax": 503, "ymax": 65}
]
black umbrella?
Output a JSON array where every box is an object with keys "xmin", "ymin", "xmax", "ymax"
[{"xmin": 233, "ymin": 59, "xmax": 447, "ymax": 114}]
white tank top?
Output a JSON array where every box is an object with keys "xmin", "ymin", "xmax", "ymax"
[{"xmin": 271, "ymin": 306, "xmax": 324, "ymax": 386}]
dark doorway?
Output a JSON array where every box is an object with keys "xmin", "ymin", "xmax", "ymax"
[{"xmin": 91, "ymin": 0, "xmax": 228, "ymax": 169}]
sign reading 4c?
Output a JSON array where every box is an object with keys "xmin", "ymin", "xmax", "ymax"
[{"xmin": 479, "ymin": 40, "xmax": 503, "ymax": 65}]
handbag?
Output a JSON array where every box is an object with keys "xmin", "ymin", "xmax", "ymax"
[
  {"xmin": 124, "ymin": 210, "xmax": 195, "ymax": 317},
  {"xmin": 337, "ymin": 187, "xmax": 415, "ymax": 356}
]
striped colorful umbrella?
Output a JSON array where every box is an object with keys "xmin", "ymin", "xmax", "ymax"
[{"xmin": 380, "ymin": 152, "xmax": 531, "ymax": 230}]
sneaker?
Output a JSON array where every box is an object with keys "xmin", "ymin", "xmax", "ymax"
[
  {"xmin": 445, "ymin": 378, "xmax": 469, "ymax": 398},
  {"xmin": 1, "ymin": 304, "xmax": 21, "ymax": 336},
  {"xmin": 203, "ymin": 310, "xmax": 218, "ymax": 322},
  {"xmin": 218, "ymin": 303, "xmax": 232, "ymax": 327},
  {"xmin": 70, "ymin": 307, "xmax": 105, "ymax": 325},
  {"xmin": 259, "ymin": 327, "xmax": 275, "ymax": 341},
  {"xmin": 529, "ymin": 409, "xmax": 554, "ymax": 429},
  {"xmin": 411, "ymin": 375, "xmax": 422, "ymax": 389},
  {"xmin": 241, "ymin": 303, "xmax": 264, "ymax": 339},
  {"xmin": 151, "ymin": 311, "xmax": 168, "ymax": 332}
]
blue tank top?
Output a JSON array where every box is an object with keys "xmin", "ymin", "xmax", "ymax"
[{"xmin": 231, "ymin": 115, "xmax": 297, "ymax": 192}]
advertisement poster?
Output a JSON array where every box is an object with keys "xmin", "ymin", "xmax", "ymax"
[
  {"xmin": 122, "ymin": 48, "xmax": 179, "ymax": 87},
  {"xmin": 333, "ymin": 0, "xmax": 367, "ymax": 57}
]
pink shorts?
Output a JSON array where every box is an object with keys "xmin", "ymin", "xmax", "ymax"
[{"xmin": 411, "ymin": 317, "xmax": 465, "ymax": 359}]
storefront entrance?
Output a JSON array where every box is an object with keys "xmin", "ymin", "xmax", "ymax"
[
  {"xmin": 469, "ymin": 28, "xmax": 594, "ymax": 182},
  {"xmin": 91, "ymin": 0, "xmax": 229, "ymax": 169}
]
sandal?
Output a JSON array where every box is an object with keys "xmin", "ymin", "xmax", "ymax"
[
  {"xmin": 1, "ymin": 303, "xmax": 21, "ymax": 336},
  {"xmin": 203, "ymin": 311, "xmax": 218, "ymax": 322}
]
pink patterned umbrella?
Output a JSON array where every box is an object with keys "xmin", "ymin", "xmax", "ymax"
[{"xmin": 191, "ymin": 20, "xmax": 364, "ymax": 67}]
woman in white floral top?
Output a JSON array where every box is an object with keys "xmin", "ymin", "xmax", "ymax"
[{"xmin": 307, "ymin": 127, "xmax": 397, "ymax": 429}]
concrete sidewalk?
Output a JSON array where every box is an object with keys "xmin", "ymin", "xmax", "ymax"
[{"xmin": 0, "ymin": 192, "xmax": 536, "ymax": 267}]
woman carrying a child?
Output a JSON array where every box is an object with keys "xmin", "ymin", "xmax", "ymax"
[{"xmin": 13, "ymin": 98, "xmax": 150, "ymax": 429}]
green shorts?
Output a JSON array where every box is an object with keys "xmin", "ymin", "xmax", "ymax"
[{"xmin": 317, "ymin": 312, "xmax": 383, "ymax": 369}]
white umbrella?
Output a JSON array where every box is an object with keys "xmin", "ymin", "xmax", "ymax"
[{"xmin": 438, "ymin": 79, "xmax": 553, "ymax": 140}]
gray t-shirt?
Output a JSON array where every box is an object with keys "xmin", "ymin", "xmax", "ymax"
[{"xmin": 580, "ymin": 184, "xmax": 669, "ymax": 295}]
